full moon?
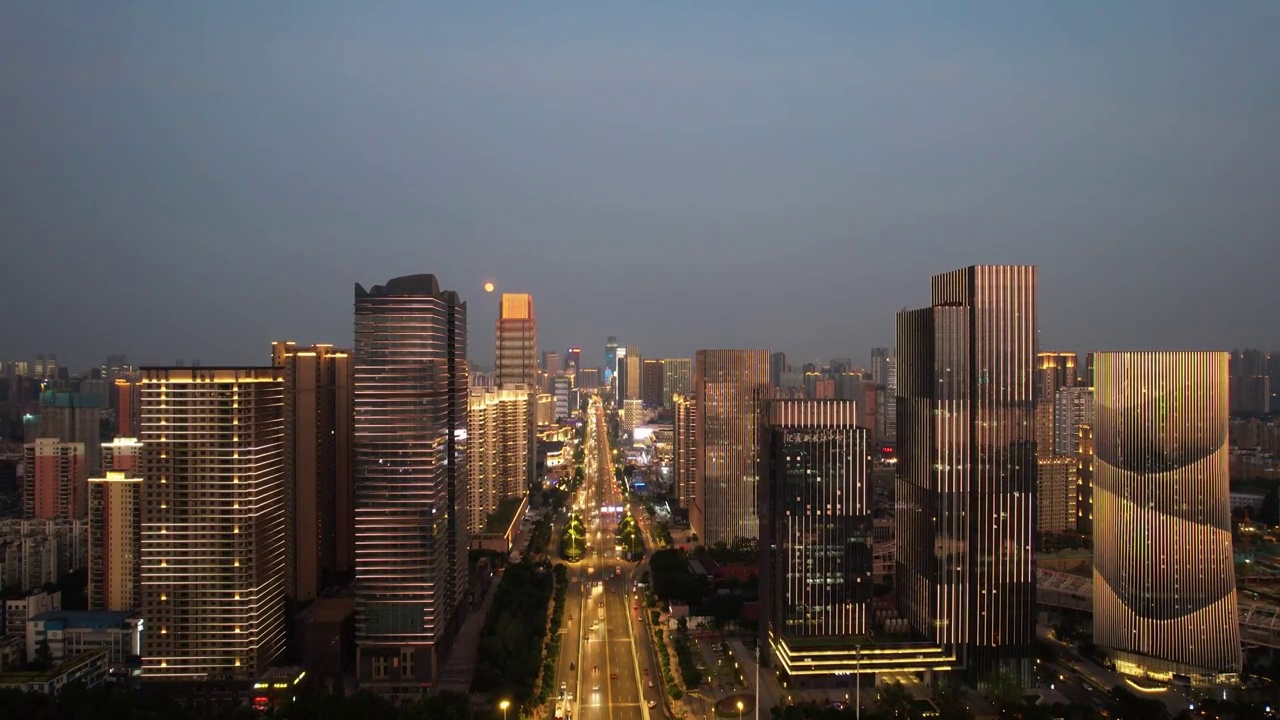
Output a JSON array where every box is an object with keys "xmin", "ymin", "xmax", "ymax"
[{"xmin": 483, "ymin": 282, "xmax": 495, "ymax": 293}]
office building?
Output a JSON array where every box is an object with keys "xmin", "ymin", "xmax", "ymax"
[
  {"xmin": 577, "ymin": 367, "xmax": 601, "ymax": 391},
  {"xmin": 896, "ymin": 265, "xmax": 1037, "ymax": 681},
  {"xmin": 22, "ymin": 439, "xmax": 87, "ymax": 520},
  {"xmin": 552, "ymin": 376, "xmax": 572, "ymax": 421},
  {"xmin": 1036, "ymin": 352, "xmax": 1078, "ymax": 459},
  {"xmin": 139, "ymin": 366, "xmax": 286, "ymax": 681},
  {"xmin": 26, "ymin": 611, "xmax": 143, "ymax": 667},
  {"xmin": 467, "ymin": 385, "xmax": 531, "ymax": 535},
  {"xmin": 88, "ymin": 471, "xmax": 141, "ymax": 612},
  {"xmin": 621, "ymin": 399, "xmax": 645, "ymax": 435},
  {"xmin": 272, "ymin": 342, "xmax": 354, "ymax": 605},
  {"xmin": 693, "ymin": 349, "xmax": 771, "ymax": 545},
  {"xmin": 353, "ymin": 275, "xmax": 468, "ymax": 694},
  {"xmin": 641, "ymin": 359, "xmax": 665, "ymax": 408},
  {"xmin": 1093, "ymin": 351, "xmax": 1241, "ymax": 683},
  {"xmin": 1036, "ymin": 457, "xmax": 1076, "ymax": 534},
  {"xmin": 662, "ymin": 359, "xmax": 692, "ymax": 407},
  {"xmin": 604, "ymin": 337, "xmax": 619, "ymax": 382},
  {"xmin": 1076, "ymin": 424, "xmax": 1094, "ymax": 534},
  {"xmin": 542, "ymin": 351, "xmax": 561, "ymax": 376},
  {"xmin": 565, "ymin": 348, "xmax": 582, "ymax": 373},
  {"xmin": 673, "ymin": 394, "xmax": 697, "ymax": 512},
  {"xmin": 1230, "ymin": 349, "xmax": 1272, "ymax": 416},
  {"xmin": 770, "ymin": 353, "xmax": 789, "ymax": 389},
  {"xmin": 760, "ymin": 399, "xmax": 872, "ymax": 676},
  {"xmin": 495, "ymin": 293, "xmax": 537, "ymax": 388}
]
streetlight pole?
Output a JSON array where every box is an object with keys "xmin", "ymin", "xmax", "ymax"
[
  {"xmin": 500, "ymin": 699, "xmax": 510, "ymax": 720},
  {"xmin": 737, "ymin": 699, "xmax": 744, "ymax": 720}
]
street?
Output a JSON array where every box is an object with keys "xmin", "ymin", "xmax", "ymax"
[{"xmin": 561, "ymin": 398, "xmax": 663, "ymax": 720}]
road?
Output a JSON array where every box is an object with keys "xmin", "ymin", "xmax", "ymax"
[{"xmin": 565, "ymin": 397, "xmax": 662, "ymax": 720}]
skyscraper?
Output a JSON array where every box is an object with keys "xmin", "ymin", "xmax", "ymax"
[
  {"xmin": 1036, "ymin": 352, "xmax": 1077, "ymax": 459},
  {"xmin": 565, "ymin": 347, "xmax": 582, "ymax": 373},
  {"xmin": 1093, "ymin": 351, "xmax": 1240, "ymax": 683},
  {"xmin": 896, "ymin": 265, "xmax": 1037, "ymax": 681},
  {"xmin": 641, "ymin": 359, "xmax": 665, "ymax": 408},
  {"xmin": 1053, "ymin": 387, "xmax": 1094, "ymax": 456},
  {"xmin": 662, "ymin": 358, "xmax": 692, "ymax": 407},
  {"xmin": 693, "ymin": 349, "xmax": 771, "ymax": 546},
  {"xmin": 760, "ymin": 399, "xmax": 872, "ymax": 676},
  {"xmin": 89, "ymin": 470, "xmax": 141, "ymax": 612},
  {"xmin": 102, "ymin": 436, "xmax": 142, "ymax": 473},
  {"xmin": 467, "ymin": 384, "xmax": 531, "ymax": 534},
  {"xmin": 495, "ymin": 293, "xmax": 537, "ymax": 388},
  {"xmin": 32, "ymin": 390, "xmax": 102, "ymax": 476},
  {"xmin": 604, "ymin": 337, "xmax": 619, "ymax": 383},
  {"xmin": 22, "ymin": 438, "xmax": 87, "ymax": 519},
  {"xmin": 353, "ymin": 275, "xmax": 468, "ymax": 695},
  {"xmin": 542, "ymin": 351, "xmax": 562, "ymax": 376},
  {"xmin": 623, "ymin": 351, "xmax": 642, "ymax": 402},
  {"xmin": 139, "ymin": 366, "xmax": 286, "ymax": 681},
  {"xmin": 673, "ymin": 393, "xmax": 697, "ymax": 512},
  {"xmin": 272, "ymin": 342, "xmax": 354, "ymax": 605}
]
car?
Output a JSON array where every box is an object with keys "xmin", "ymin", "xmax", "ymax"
[
  {"xmin": 648, "ymin": 701, "xmax": 658, "ymax": 709},
  {"xmin": 643, "ymin": 667, "xmax": 649, "ymax": 675},
  {"xmin": 593, "ymin": 665, "xmax": 598, "ymax": 674},
  {"xmin": 611, "ymin": 672, "xmax": 618, "ymax": 680},
  {"xmin": 648, "ymin": 680, "xmax": 655, "ymax": 688},
  {"xmin": 593, "ymin": 683, "xmax": 600, "ymax": 691}
]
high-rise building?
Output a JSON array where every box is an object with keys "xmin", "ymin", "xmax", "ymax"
[
  {"xmin": 1036, "ymin": 457, "xmax": 1076, "ymax": 534},
  {"xmin": 139, "ymin": 366, "xmax": 286, "ymax": 681},
  {"xmin": 604, "ymin": 337, "xmax": 619, "ymax": 383},
  {"xmin": 1036, "ymin": 352, "xmax": 1078, "ymax": 459},
  {"xmin": 495, "ymin": 293, "xmax": 537, "ymax": 388},
  {"xmin": 1093, "ymin": 351, "xmax": 1240, "ymax": 682},
  {"xmin": 1230, "ymin": 348, "xmax": 1272, "ymax": 415},
  {"xmin": 870, "ymin": 348, "xmax": 891, "ymax": 386},
  {"xmin": 102, "ymin": 437, "xmax": 143, "ymax": 473},
  {"xmin": 30, "ymin": 390, "xmax": 102, "ymax": 477},
  {"xmin": 1053, "ymin": 387, "xmax": 1094, "ymax": 456},
  {"xmin": 88, "ymin": 470, "xmax": 141, "ymax": 612},
  {"xmin": 565, "ymin": 347, "xmax": 582, "ymax": 373},
  {"xmin": 577, "ymin": 368, "xmax": 601, "ymax": 391},
  {"xmin": 641, "ymin": 359, "xmax": 665, "ymax": 408},
  {"xmin": 896, "ymin": 265, "xmax": 1037, "ymax": 681},
  {"xmin": 22, "ymin": 439, "xmax": 87, "ymax": 520},
  {"xmin": 770, "ymin": 352, "xmax": 789, "ymax": 389},
  {"xmin": 353, "ymin": 275, "xmax": 468, "ymax": 695},
  {"xmin": 467, "ymin": 385, "xmax": 531, "ymax": 535},
  {"xmin": 272, "ymin": 342, "xmax": 354, "ymax": 605},
  {"xmin": 114, "ymin": 379, "xmax": 139, "ymax": 437},
  {"xmin": 621, "ymin": 351, "xmax": 643, "ymax": 403},
  {"xmin": 760, "ymin": 399, "xmax": 872, "ymax": 676},
  {"xmin": 673, "ymin": 394, "xmax": 697, "ymax": 512},
  {"xmin": 1075, "ymin": 424, "xmax": 1094, "ymax": 534},
  {"xmin": 662, "ymin": 359, "xmax": 692, "ymax": 407},
  {"xmin": 552, "ymin": 376, "xmax": 572, "ymax": 421},
  {"xmin": 542, "ymin": 351, "xmax": 561, "ymax": 376},
  {"xmin": 693, "ymin": 349, "xmax": 771, "ymax": 546},
  {"xmin": 621, "ymin": 399, "xmax": 646, "ymax": 434}
]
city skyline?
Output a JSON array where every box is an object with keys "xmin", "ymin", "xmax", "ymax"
[{"xmin": 5, "ymin": 3, "xmax": 1280, "ymax": 370}]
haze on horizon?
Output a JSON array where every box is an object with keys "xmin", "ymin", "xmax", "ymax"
[{"xmin": 2, "ymin": 2, "xmax": 1278, "ymax": 372}]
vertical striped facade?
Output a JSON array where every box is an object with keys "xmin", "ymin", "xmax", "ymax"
[
  {"xmin": 139, "ymin": 367, "xmax": 287, "ymax": 681},
  {"xmin": 354, "ymin": 275, "xmax": 468, "ymax": 693},
  {"xmin": 895, "ymin": 265, "xmax": 1037, "ymax": 681},
  {"xmin": 673, "ymin": 393, "xmax": 697, "ymax": 511},
  {"xmin": 693, "ymin": 349, "xmax": 772, "ymax": 546},
  {"xmin": 1092, "ymin": 351, "xmax": 1240, "ymax": 681},
  {"xmin": 761, "ymin": 400, "xmax": 871, "ymax": 674}
]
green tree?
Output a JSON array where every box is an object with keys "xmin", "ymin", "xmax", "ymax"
[{"xmin": 876, "ymin": 681, "xmax": 912, "ymax": 719}]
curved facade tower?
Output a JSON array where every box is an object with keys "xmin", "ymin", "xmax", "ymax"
[{"xmin": 1093, "ymin": 351, "xmax": 1240, "ymax": 682}]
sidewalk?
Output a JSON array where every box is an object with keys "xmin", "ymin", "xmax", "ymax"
[{"xmin": 437, "ymin": 567, "xmax": 506, "ymax": 693}]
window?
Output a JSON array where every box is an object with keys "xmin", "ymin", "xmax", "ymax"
[{"xmin": 372, "ymin": 655, "xmax": 388, "ymax": 679}]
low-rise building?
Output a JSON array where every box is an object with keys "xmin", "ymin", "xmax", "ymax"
[
  {"xmin": 0, "ymin": 647, "xmax": 109, "ymax": 695},
  {"xmin": 26, "ymin": 610, "xmax": 143, "ymax": 667},
  {"xmin": 5, "ymin": 589, "xmax": 61, "ymax": 637}
]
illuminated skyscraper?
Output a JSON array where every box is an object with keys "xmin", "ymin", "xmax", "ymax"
[
  {"xmin": 662, "ymin": 358, "xmax": 692, "ymax": 407},
  {"xmin": 1036, "ymin": 352, "xmax": 1077, "ymax": 459},
  {"xmin": 565, "ymin": 347, "xmax": 582, "ymax": 372},
  {"xmin": 673, "ymin": 394, "xmax": 697, "ymax": 512},
  {"xmin": 139, "ymin": 366, "xmax": 286, "ymax": 681},
  {"xmin": 604, "ymin": 337, "xmax": 619, "ymax": 382},
  {"xmin": 467, "ymin": 384, "xmax": 531, "ymax": 534},
  {"xmin": 760, "ymin": 399, "xmax": 872, "ymax": 676},
  {"xmin": 1053, "ymin": 387, "xmax": 1094, "ymax": 456},
  {"xmin": 22, "ymin": 438, "xmax": 87, "ymax": 520},
  {"xmin": 641, "ymin": 359, "xmax": 665, "ymax": 408},
  {"xmin": 693, "ymin": 349, "xmax": 771, "ymax": 545},
  {"xmin": 102, "ymin": 436, "xmax": 142, "ymax": 473},
  {"xmin": 495, "ymin": 293, "xmax": 537, "ymax": 388},
  {"xmin": 896, "ymin": 265, "xmax": 1037, "ymax": 681},
  {"xmin": 89, "ymin": 470, "xmax": 141, "ymax": 612},
  {"xmin": 354, "ymin": 275, "xmax": 468, "ymax": 696},
  {"xmin": 273, "ymin": 342, "xmax": 354, "ymax": 605},
  {"xmin": 1093, "ymin": 351, "xmax": 1240, "ymax": 682}
]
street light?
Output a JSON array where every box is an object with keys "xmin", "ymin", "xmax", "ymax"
[
  {"xmin": 737, "ymin": 699, "xmax": 745, "ymax": 720},
  {"xmin": 499, "ymin": 699, "xmax": 510, "ymax": 720}
]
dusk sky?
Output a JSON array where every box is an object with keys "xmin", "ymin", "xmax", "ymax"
[{"xmin": 3, "ymin": 2, "xmax": 1278, "ymax": 371}]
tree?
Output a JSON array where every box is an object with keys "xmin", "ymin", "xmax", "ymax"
[
  {"xmin": 876, "ymin": 681, "xmax": 912, "ymax": 719},
  {"xmin": 935, "ymin": 681, "xmax": 973, "ymax": 720},
  {"xmin": 984, "ymin": 671, "xmax": 1024, "ymax": 716}
]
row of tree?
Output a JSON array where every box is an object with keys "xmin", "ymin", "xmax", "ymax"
[{"xmin": 471, "ymin": 561, "xmax": 556, "ymax": 709}]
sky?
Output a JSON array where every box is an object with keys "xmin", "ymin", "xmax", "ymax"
[{"xmin": 3, "ymin": 2, "xmax": 1278, "ymax": 372}]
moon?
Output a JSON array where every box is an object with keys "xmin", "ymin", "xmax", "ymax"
[{"xmin": 483, "ymin": 282, "xmax": 495, "ymax": 293}]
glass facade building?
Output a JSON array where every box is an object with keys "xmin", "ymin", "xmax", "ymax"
[
  {"xmin": 693, "ymin": 349, "xmax": 771, "ymax": 546},
  {"xmin": 895, "ymin": 265, "xmax": 1037, "ymax": 682},
  {"xmin": 760, "ymin": 399, "xmax": 872, "ymax": 676},
  {"xmin": 353, "ymin": 275, "xmax": 468, "ymax": 695},
  {"xmin": 1092, "ymin": 351, "xmax": 1240, "ymax": 683}
]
